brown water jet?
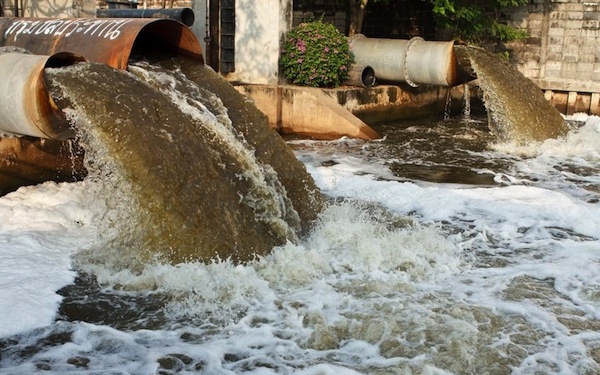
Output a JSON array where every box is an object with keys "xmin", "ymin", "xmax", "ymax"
[
  {"xmin": 455, "ymin": 45, "xmax": 568, "ymax": 144},
  {"xmin": 46, "ymin": 61, "xmax": 323, "ymax": 267}
]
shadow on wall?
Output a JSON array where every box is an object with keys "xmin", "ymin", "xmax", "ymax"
[
  {"xmin": 234, "ymin": 0, "xmax": 279, "ymax": 84},
  {"xmin": 21, "ymin": 0, "xmax": 75, "ymax": 17},
  {"xmin": 12, "ymin": 0, "xmax": 97, "ymax": 18}
]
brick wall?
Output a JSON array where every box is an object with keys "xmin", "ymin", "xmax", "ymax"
[{"xmin": 507, "ymin": 0, "xmax": 600, "ymax": 92}]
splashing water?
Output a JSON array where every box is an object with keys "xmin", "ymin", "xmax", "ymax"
[
  {"xmin": 455, "ymin": 45, "xmax": 568, "ymax": 144},
  {"xmin": 44, "ymin": 61, "xmax": 322, "ymax": 268},
  {"xmin": 1, "ymin": 59, "xmax": 600, "ymax": 374}
]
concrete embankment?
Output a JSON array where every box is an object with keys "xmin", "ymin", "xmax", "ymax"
[{"xmin": 236, "ymin": 84, "xmax": 468, "ymax": 140}]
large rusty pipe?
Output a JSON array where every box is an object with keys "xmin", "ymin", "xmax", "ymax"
[
  {"xmin": 0, "ymin": 17, "xmax": 203, "ymax": 69},
  {"xmin": 0, "ymin": 48, "xmax": 85, "ymax": 139},
  {"xmin": 349, "ymin": 35, "xmax": 473, "ymax": 87},
  {"xmin": 96, "ymin": 8, "xmax": 195, "ymax": 27},
  {"xmin": 0, "ymin": 17, "xmax": 204, "ymax": 194},
  {"xmin": 0, "ymin": 17, "xmax": 203, "ymax": 138}
]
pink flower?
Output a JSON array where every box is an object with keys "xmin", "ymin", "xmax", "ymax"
[{"xmin": 296, "ymin": 39, "xmax": 306, "ymax": 53}]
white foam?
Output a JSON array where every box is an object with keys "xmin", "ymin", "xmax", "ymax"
[
  {"xmin": 2, "ymin": 116, "xmax": 600, "ymax": 374},
  {"xmin": 0, "ymin": 181, "xmax": 97, "ymax": 337}
]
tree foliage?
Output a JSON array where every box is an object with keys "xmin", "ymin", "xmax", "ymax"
[
  {"xmin": 346, "ymin": 0, "xmax": 528, "ymax": 43},
  {"xmin": 295, "ymin": 0, "xmax": 528, "ymax": 44},
  {"xmin": 427, "ymin": 0, "xmax": 529, "ymax": 43}
]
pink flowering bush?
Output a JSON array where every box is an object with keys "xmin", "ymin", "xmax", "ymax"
[{"xmin": 280, "ymin": 21, "xmax": 353, "ymax": 87}]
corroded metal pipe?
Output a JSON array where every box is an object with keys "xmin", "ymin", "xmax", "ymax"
[
  {"xmin": 349, "ymin": 35, "xmax": 474, "ymax": 87},
  {"xmin": 0, "ymin": 17, "xmax": 205, "ymax": 194},
  {"xmin": 96, "ymin": 8, "xmax": 195, "ymax": 27},
  {"xmin": 0, "ymin": 17, "xmax": 203, "ymax": 139},
  {"xmin": 0, "ymin": 17, "xmax": 203, "ymax": 69},
  {"xmin": 0, "ymin": 48, "xmax": 85, "ymax": 140}
]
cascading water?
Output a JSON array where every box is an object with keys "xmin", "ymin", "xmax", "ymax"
[
  {"xmin": 2, "ymin": 38, "xmax": 600, "ymax": 375},
  {"xmin": 454, "ymin": 45, "xmax": 568, "ymax": 144},
  {"xmin": 44, "ymin": 59, "xmax": 323, "ymax": 267}
]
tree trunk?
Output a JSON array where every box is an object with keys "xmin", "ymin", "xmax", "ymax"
[{"xmin": 348, "ymin": 0, "xmax": 368, "ymax": 37}]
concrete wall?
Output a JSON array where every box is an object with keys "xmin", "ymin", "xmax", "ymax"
[
  {"xmin": 224, "ymin": 0, "xmax": 290, "ymax": 85},
  {"xmin": 180, "ymin": 0, "xmax": 292, "ymax": 85},
  {"xmin": 2, "ymin": 0, "xmax": 96, "ymax": 17},
  {"xmin": 507, "ymin": 0, "xmax": 600, "ymax": 113}
]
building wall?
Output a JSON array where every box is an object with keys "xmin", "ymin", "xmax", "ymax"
[
  {"xmin": 2, "ymin": 0, "xmax": 95, "ymax": 17},
  {"xmin": 508, "ymin": 0, "xmax": 600, "ymax": 93},
  {"xmin": 95, "ymin": 0, "xmax": 290, "ymax": 85},
  {"xmin": 225, "ymin": 0, "xmax": 290, "ymax": 85},
  {"xmin": 189, "ymin": 0, "xmax": 206, "ymax": 58}
]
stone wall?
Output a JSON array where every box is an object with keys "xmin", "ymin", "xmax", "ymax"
[{"xmin": 507, "ymin": 0, "xmax": 600, "ymax": 114}]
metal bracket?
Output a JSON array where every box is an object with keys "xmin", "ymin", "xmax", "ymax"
[{"xmin": 403, "ymin": 36, "xmax": 423, "ymax": 88}]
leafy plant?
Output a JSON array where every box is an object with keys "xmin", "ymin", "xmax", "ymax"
[
  {"xmin": 280, "ymin": 21, "xmax": 354, "ymax": 87},
  {"xmin": 427, "ymin": 0, "xmax": 528, "ymax": 44}
]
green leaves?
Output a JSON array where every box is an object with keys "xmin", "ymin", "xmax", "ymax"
[
  {"xmin": 425, "ymin": 0, "xmax": 528, "ymax": 44},
  {"xmin": 432, "ymin": 0, "xmax": 455, "ymax": 16},
  {"xmin": 280, "ymin": 21, "xmax": 354, "ymax": 88}
]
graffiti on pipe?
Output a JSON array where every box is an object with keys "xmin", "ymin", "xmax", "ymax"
[
  {"xmin": 0, "ymin": 17, "xmax": 204, "ymax": 70},
  {"xmin": 4, "ymin": 19, "xmax": 132, "ymax": 41}
]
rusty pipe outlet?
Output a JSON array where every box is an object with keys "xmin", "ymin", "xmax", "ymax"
[
  {"xmin": 0, "ymin": 17, "xmax": 204, "ymax": 195},
  {"xmin": 0, "ymin": 17, "xmax": 203, "ymax": 139},
  {"xmin": 0, "ymin": 18, "xmax": 203, "ymax": 70},
  {"xmin": 349, "ymin": 35, "xmax": 474, "ymax": 87},
  {"xmin": 0, "ymin": 18, "xmax": 203, "ymax": 139},
  {"xmin": 0, "ymin": 48, "xmax": 85, "ymax": 140}
]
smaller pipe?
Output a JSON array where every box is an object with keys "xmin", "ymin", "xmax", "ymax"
[
  {"xmin": 345, "ymin": 64, "xmax": 376, "ymax": 88},
  {"xmin": 349, "ymin": 35, "xmax": 474, "ymax": 87},
  {"xmin": 96, "ymin": 8, "xmax": 195, "ymax": 27},
  {"xmin": 0, "ymin": 49, "xmax": 85, "ymax": 139}
]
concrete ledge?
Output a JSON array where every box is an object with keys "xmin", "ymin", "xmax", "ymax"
[
  {"xmin": 235, "ymin": 84, "xmax": 379, "ymax": 140},
  {"xmin": 532, "ymin": 78, "xmax": 600, "ymax": 94},
  {"xmin": 235, "ymin": 84, "xmax": 466, "ymax": 140},
  {"xmin": 326, "ymin": 84, "xmax": 464, "ymax": 123}
]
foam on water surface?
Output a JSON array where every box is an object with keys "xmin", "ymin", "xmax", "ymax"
[
  {"xmin": 0, "ymin": 181, "xmax": 97, "ymax": 337},
  {"xmin": 2, "ymin": 110, "xmax": 600, "ymax": 372}
]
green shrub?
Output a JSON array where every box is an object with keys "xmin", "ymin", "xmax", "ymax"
[{"xmin": 280, "ymin": 21, "xmax": 353, "ymax": 88}]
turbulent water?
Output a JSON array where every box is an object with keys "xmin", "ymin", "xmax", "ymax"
[
  {"xmin": 1, "ymin": 109, "xmax": 599, "ymax": 374},
  {"xmin": 2, "ymin": 66, "xmax": 600, "ymax": 373},
  {"xmin": 43, "ymin": 61, "xmax": 322, "ymax": 266},
  {"xmin": 455, "ymin": 45, "xmax": 568, "ymax": 143}
]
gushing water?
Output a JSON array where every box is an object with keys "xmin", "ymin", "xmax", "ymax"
[
  {"xmin": 1, "ymin": 60, "xmax": 600, "ymax": 374},
  {"xmin": 455, "ymin": 45, "xmax": 568, "ymax": 143},
  {"xmin": 44, "ymin": 61, "xmax": 322, "ymax": 267}
]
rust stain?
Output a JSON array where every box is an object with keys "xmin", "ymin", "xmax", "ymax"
[
  {"xmin": 0, "ymin": 17, "xmax": 203, "ymax": 69},
  {"xmin": 0, "ymin": 18, "xmax": 203, "ymax": 193}
]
